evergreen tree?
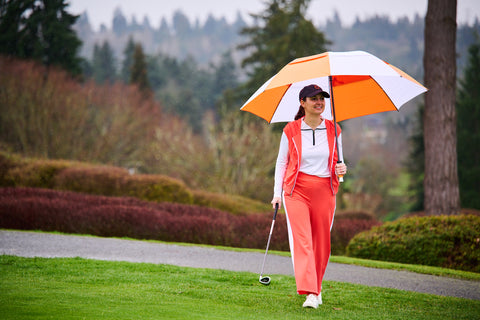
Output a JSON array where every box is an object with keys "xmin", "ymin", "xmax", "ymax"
[
  {"xmin": 213, "ymin": 52, "xmax": 241, "ymax": 116},
  {"xmin": 457, "ymin": 38, "xmax": 480, "ymax": 209},
  {"xmin": 130, "ymin": 43, "xmax": 151, "ymax": 97},
  {"xmin": 406, "ymin": 105, "xmax": 425, "ymax": 212},
  {"xmin": 238, "ymin": 0, "xmax": 330, "ymax": 96},
  {"xmin": 121, "ymin": 36, "xmax": 136, "ymax": 83},
  {"xmin": 212, "ymin": 51, "xmax": 239, "ymax": 102},
  {"xmin": 0, "ymin": 0, "xmax": 82, "ymax": 75},
  {"xmin": 0, "ymin": 0, "xmax": 31, "ymax": 57},
  {"xmin": 155, "ymin": 17, "xmax": 170, "ymax": 43},
  {"xmin": 92, "ymin": 40, "xmax": 116, "ymax": 84},
  {"xmin": 112, "ymin": 7, "xmax": 127, "ymax": 36},
  {"xmin": 172, "ymin": 10, "xmax": 191, "ymax": 37}
]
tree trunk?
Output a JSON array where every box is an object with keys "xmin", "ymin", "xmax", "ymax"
[{"xmin": 423, "ymin": 0, "xmax": 460, "ymax": 215}]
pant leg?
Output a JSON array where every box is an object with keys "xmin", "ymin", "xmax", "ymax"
[
  {"xmin": 309, "ymin": 178, "xmax": 336, "ymax": 292},
  {"xmin": 284, "ymin": 189, "xmax": 317, "ymax": 295},
  {"xmin": 283, "ymin": 173, "xmax": 335, "ymax": 295}
]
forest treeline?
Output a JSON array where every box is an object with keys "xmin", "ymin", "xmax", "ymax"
[
  {"xmin": 75, "ymin": 7, "xmax": 479, "ymax": 79},
  {"xmin": 75, "ymin": 7, "xmax": 480, "ymax": 131}
]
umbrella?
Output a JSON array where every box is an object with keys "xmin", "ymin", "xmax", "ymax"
[{"xmin": 240, "ymin": 50, "xmax": 427, "ymax": 124}]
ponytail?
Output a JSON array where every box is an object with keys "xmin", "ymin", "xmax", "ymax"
[{"xmin": 294, "ymin": 105, "xmax": 305, "ymax": 120}]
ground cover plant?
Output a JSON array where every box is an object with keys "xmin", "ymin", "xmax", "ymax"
[{"xmin": 1, "ymin": 256, "xmax": 479, "ymax": 320}]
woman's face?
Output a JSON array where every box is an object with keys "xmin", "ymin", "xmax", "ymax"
[{"xmin": 301, "ymin": 94, "xmax": 326, "ymax": 116}]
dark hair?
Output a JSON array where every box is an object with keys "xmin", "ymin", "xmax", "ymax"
[{"xmin": 294, "ymin": 105, "xmax": 305, "ymax": 120}]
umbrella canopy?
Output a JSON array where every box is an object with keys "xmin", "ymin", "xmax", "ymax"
[{"xmin": 240, "ymin": 51, "xmax": 427, "ymax": 123}]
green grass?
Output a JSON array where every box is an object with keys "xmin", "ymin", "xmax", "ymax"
[{"xmin": 1, "ymin": 256, "xmax": 479, "ymax": 320}]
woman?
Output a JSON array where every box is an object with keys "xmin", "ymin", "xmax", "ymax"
[{"xmin": 271, "ymin": 84, "xmax": 347, "ymax": 309}]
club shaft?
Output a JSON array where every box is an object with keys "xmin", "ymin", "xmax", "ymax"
[
  {"xmin": 260, "ymin": 220, "xmax": 275, "ymax": 277},
  {"xmin": 260, "ymin": 204, "xmax": 278, "ymax": 277}
]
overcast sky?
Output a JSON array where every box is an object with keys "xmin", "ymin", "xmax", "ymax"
[{"xmin": 68, "ymin": 0, "xmax": 480, "ymax": 31}]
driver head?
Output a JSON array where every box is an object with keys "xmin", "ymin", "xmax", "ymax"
[{"xmin": 259, "ymin": 276, "xmax": 271, "ymax": 285}]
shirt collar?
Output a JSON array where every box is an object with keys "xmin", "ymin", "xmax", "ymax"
[{"xmin": 301, "ymin": 119, "xmax": 326, "ymax": 130}]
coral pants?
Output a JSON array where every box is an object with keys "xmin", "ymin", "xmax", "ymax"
[{"xmin": 283, "ymin": 172, "xmax": 336, "ymax": 295}]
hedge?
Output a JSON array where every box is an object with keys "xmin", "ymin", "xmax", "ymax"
[
  {"xmin": 0, "ymin": 187, "xmax": 289, "ymax": 250},
  {"xmin": 0, "ymin": 151, "xmax": 24, "ymax": 187},
  {"xmin": 0, "ymin": 150, "xmax": 269, "ymax": 215},
  {"xmin": 346, "ymin": 215, "xmax": 480, "ymax": 272},
  {"xmin": 53, "ymin": 166, "xmax": 193, "ymax": 204}
]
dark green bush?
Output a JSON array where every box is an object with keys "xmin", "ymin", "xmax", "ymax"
[
  {"xmin": 192, "ymin": 190, "xmax": 270, "ymax": 215},
  {"xmin": 346, "ymin": 215, "xmax": 480, "ymax": 272},
  {"xmin": 0, "ymin": 150, "xmax": 23, "ymax": 186},
  {"xmin": 8, "ymin": 159, "xmax": 75, "ymax": 189},
  {"xmin": 55, "ymin": 167, "xmax": 193, "ymax": 204},
  {"xmin": 124, "ymin": 174, "xmax": 193, "ymax": 204},
  {"xmin": 54, "ymin": 165, "xmax": 128, "ymax": 196}
]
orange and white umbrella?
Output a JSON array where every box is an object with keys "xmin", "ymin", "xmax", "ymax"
[{"xmin": 240, "ymin": 51, "xmax": 427, "ymax": 123}]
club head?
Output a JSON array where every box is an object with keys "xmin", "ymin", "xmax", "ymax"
[{"xmin": 259, "ymin": 276, "xmax": 271, "ymax": 285}]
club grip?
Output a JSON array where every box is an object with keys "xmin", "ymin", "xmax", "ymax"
[
  {"xmin": 273, "ymin": 203, "xmax": 279, "ymax": 220},
  {"xmin": 337, "ymin": 160, "xmax": 344, "ymax": 183}
]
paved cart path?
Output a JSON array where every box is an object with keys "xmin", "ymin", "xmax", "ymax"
[{"xmin": 1, "ymin": 230, "xmax": 479, "ymax": 300}]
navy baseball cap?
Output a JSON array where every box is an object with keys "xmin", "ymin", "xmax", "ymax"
[{"xmin": 299, "ymin": 84, "xmax": 330, "ymax": 101}]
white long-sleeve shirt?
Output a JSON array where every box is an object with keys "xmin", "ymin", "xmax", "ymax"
[{"xmin": 273, "ymin": 120, "xmax": 344, "ymax": 198}]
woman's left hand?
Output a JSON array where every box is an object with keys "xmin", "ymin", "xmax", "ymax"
[{"xmin": 335, "ymin": 163, "xmax": 347, "ymax": 176}]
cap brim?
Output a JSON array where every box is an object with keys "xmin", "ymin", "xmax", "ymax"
[{"xmin": 308, "ymin": 89, "xmax": 330, "ymax": 98}]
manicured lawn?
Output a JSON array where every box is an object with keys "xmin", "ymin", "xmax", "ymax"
[{"xmin": 1, "ymin": 256, "xmax": 478, "ymax": 319}]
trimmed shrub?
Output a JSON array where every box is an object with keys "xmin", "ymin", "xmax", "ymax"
[
  {"xmin": 0, "ymin": 150, "xmax": 268, "ymax": 215},
  {"xmin": 346, "ymin": 215, "xmax": 480, "ymax": 272},
  {"xmin": 331, "ymin": 210, "xmax": 382, "ymax": 255},
  {"xmin": 124, "ymin": 174, "xmax": 193, "ymax": 204},
  {"xmin": 54, "ymin": 165, "xmax": 129, "ymax": 196},
  {"xmin": 0, "ymin": 150, "xmax": 25, "ymax": 187},
  {"xmin": 191, "ymin": 190, "xmax": 270, "ymax": 215},
  {"xmin": 7, "ymin": 159, "xmax": 75, "ymax": 189},
  {"xmin": 0, "ymin": 187, "xmax": 289, "ymax": 250}
]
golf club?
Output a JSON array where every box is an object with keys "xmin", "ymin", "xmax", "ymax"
[{"xmin": 259, "ymin": 203, "xmax": 279, "ymax": 285}]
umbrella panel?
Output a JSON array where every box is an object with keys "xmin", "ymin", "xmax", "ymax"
[
  {"xmin": 240, "ymin": 84, "xmax": 290, "ymax": 123},
  {"xmin": 332, "ymin": 76, "xmax": 398, "ymax": 121}
]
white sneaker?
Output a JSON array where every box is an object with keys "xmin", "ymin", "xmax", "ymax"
[
  {"xmin": 317, "ymin": 293, "xmax": 322, "ymax": 305},
  {"xmin": 302, "ymin": 294, "xmax": 319, "ymax": 308}
]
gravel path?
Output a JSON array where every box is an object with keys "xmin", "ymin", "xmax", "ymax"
[{"xmin": 1, "ymin": 230, "xmax": 479, "ymax": 300}]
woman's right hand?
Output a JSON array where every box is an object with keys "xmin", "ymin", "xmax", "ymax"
[{"xmin": 271, "ymin": 197, "xmax": 282, "ymax": 210}]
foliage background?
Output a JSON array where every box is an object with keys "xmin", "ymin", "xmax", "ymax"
[{"xmin": 1, "ymin": 0, "xmax": 480, "ymax": 220}]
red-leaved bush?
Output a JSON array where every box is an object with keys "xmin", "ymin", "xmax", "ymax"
[
  {"xmin": 331, "ymin": 211, "xmax": 382, "ymax": 255},
  {"xmin": 0, "ymin": 187, "xmax": 289, "ymax": 251},
  {"xmin": 1, "ymin": 188, "xmax": 378, "ymax": 253}
]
